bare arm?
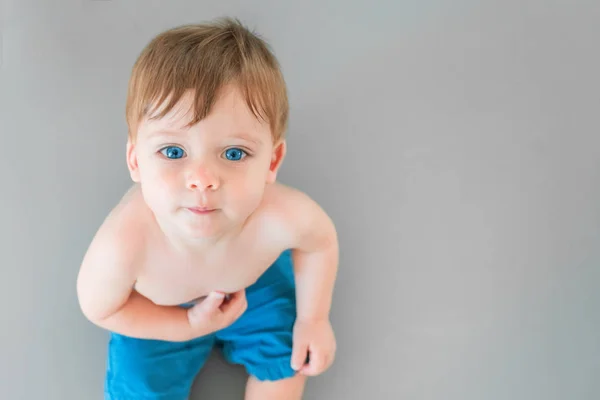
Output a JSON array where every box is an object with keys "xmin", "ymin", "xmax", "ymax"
[
  {"xmin": 277, "ymin": 187, "xmax": 339, "ymax": 321},
  {"xmin": 76, "ymin": 222, "xmax": 196, "ymax": 342}
]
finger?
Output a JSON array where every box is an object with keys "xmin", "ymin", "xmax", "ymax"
[
  {"xmin": 220, "ymin": 290, "xmax": 246, "ymax": 314},
  {"xmin": 301, "ymin": 350, "xmax": 324, "ymax": 376},
  {"xmin": 291, "ymin": 340, "xmax": 309, "ymax": 371},
  {"xmin": 193, "ymin": 291, "xmax": 225, "ymax": 315},
  {"xmin": 321, "ymin": 354, "xmax": 329, "ymax": 371},
  {"xmin": 322, "ymin": 345, "xmax": 335, "ymax": 370},
  {"xmin": 232, "ymin": 292, "xmax": 248, "ymax": 318},
  {"xmin": 221, "ymin": 291, "xmax": 245, "ymax": 312},
  {"xmin": 328, "ymin": 346, "xmax": 336, "ymax": 368},
  {"xmin": 237, "ymin": 296, "xmax": 248, "ymax": 316},
  {"xmin": 323, "ymin": 353, "xmax": 334, "ymax": 371}
]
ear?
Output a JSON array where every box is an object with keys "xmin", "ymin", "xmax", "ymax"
[
  {"xmin": 126, "ymin": 137, "xmax": 141, "ymax": 183},
  {"xmin": 266, "ymin": 140, "xmax": 286, "ymax": 184}
]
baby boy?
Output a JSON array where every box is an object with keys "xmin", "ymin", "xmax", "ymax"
[{"xmin": 77, "ymin": 17, "xmax": 338, "ymax": 400}]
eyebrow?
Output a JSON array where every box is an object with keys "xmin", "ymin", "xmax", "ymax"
[
  {"xmin": 143, "ymin": 127, "xmax": 264, "ymax": 145},
  {"xmin": 229, "ymin": 133, "xmax": 263, "ymax": 145},
  {"xmin": 144, "ymin": 128, "xmax": 186, "ymax": 139}
]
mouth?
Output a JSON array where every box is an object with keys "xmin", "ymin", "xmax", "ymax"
[{"xmin": 187, "ymin": 207, "xmax": 217, "ymax": 215}]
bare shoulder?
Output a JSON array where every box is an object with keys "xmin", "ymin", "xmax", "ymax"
[
  {"xmin": 76, "ymin": 184, "xmax": 150, "ymax": 321},
  {"xmin": 259, "ymin": 182, "xmax": 337, "ymax": 251},
  {"xmin": 84, "ymin": 184, "xmax": 148, "ymax": 266}
]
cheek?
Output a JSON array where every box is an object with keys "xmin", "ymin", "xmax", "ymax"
[
  {"xmin": 228, "ymin": 171, "xmax": 265, "ymax": 207},
  {"xmin": 142, "ymin": 163, "xmax": 180, "ymax": 188},
  {"xmin": 139, "ymin": 164, "xmax": 182, "ymax": 205}
]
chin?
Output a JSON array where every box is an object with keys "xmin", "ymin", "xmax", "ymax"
[
  {"xmin": 180, "ymin": 223, "xmax": 223, "ymax": 240},
  {"xmin": 183, "ymin": 217, "xmax": 239, "ymax": 240}
]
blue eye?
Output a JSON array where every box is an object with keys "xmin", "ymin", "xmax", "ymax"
[
  {"xmin": 160, "ymin": 146, "xmax": 185, "ymax": 159},
  {"xmin": 224, "ymin": 148, "xmax": 247, "ymax": 161}
]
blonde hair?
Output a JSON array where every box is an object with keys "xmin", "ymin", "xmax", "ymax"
[{"xmin": 125, "ymin": 17, "xmax": 288, "ymax": 143}]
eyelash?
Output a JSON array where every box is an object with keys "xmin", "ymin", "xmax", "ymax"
[
  {"xmin": 158, "ymin": 145, "xmax": 185, "ymax": 159},
  {"xmin": 229, "ymin": 147, "xmax": 252, "ymax": 156},
  {"xmin": 156, "ymin": 146, "xmax": 253, "ymax": 160}
]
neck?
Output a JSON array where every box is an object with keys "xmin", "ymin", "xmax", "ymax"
[{"xmin": 152, "ymin": 214, "xmax": 243, "ymax": 258}]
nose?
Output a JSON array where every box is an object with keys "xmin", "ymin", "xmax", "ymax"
[{"xmin": 186, "ymin": 164, "xmax": 220, "ymax": 191}]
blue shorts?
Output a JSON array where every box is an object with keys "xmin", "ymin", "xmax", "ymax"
[{"xmin": 104, "ymin": 250, "xmax": 297, "ymax": 400}]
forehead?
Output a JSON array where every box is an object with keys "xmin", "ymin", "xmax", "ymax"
[{"xmin": 140, "ymin": 85, "xmax": 270, "ymax": 137}]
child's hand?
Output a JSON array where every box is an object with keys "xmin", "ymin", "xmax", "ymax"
[
  {"xmin": 187, "ymin": 290, "xmax": 247, "ymax": 337},
  {"xmin": 290, "ymin": 318, "xmax": 336, "ymax": 376}
]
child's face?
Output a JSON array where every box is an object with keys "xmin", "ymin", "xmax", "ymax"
[{"xmin": 127, "ymin": 84, "xmax": 284, "ymax": 239}]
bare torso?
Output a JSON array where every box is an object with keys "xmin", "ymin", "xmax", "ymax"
[{"xmin": 115, "ymin": 184, "xmax": 293, "ymax": 306}]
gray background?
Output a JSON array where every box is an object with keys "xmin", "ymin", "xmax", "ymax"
[{"xmin": 1, "ymin": 0, "xmax": 599, "ymax": 399}]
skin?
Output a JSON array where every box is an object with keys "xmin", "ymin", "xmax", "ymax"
[{"xmin": 76, "ymin": 84, "xmax": 339, "ymax": 399}]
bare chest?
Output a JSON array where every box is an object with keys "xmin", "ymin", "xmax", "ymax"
[{"xmin": 133, "ymin": 241, "xmax": 284, "ymax": 306}]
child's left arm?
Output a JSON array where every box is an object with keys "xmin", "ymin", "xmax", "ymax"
[{"xmin": 280, "ymin": 188, "xmax": 339, "ymax": 376}]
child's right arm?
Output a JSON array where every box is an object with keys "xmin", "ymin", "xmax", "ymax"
[{"xmin": 76, "ymin": 222, "xmax": 247, "ymax": 342}]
